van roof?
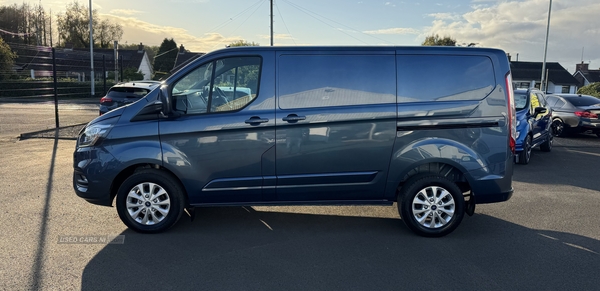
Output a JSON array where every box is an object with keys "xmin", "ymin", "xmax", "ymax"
[{"xmin": 212, "ymin": 45, "xmax": 506, "ymax": 55}]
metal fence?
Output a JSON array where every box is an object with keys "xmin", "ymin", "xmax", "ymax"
[{"xmin": 0, "ymin": 43, "xmax": 122, "ymax": 140}]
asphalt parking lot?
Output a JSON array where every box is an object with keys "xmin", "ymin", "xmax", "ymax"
[{"xmin": 1, "ymin": 101, "xmax": 599, "ymax": 290}]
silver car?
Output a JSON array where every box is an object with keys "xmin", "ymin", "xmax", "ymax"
[{"xmin": 546, "ymin": 94, "xmax": 600, "ymax": 137}]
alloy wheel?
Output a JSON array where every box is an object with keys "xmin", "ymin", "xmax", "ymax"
[
  {"xmin": 411, "ymin": 186, "xmax": 456, "ymax": 229},
  {"xmin": 125, "ymin": 182, "xmax": 171, "ymax": 225}
]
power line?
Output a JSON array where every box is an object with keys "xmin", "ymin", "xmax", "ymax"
[
  {"xmin": 209, "ymin": 0, "xmax": 267, "ymax": 50},
  {"xmin": 204, "ymin": 0, "xmax": 266, "ymax": 35},
  {"xmin": 280, "ymin": 0, "xmax": 394, "ymax": 45},
  {"xmin": 279, "ymin": 0, "xmax": 367, "ymax": 44},
  {"xmin": 274, "ymin": 0, "xmax": 297, "ymax": 45}
]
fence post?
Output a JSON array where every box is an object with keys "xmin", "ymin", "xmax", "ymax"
[
  {"xmin": 119, "ymin": 55, "xmax": 124, "ymax": 82},
  {"xmin": 52, "ymin": 47, "xmax": 59, "ymax": 128},
  {"xmin": 103, "ymin": 55, "xmax": 106, "ymax": 95}
]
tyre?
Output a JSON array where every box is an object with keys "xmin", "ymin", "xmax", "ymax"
[
  {"xmin": 116, "ymin": 169, "xmax": 186, "ymax": 233},
  {"xmin": 552, "ymin": 119, "xmax": 566, "ymax": 137},
  {"xmin": 517, "ymin": 135, "xmax": 532, "ymax": 165},
  {"xmin": 540, "ymin": 133, "xmax": 552, "ymax": 152},
  {"xmin": 397, "ymin": 174, "xmax": 465, "ymax": 237}
]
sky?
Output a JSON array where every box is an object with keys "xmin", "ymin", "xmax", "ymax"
[{"xmin": 1, "ymin": 0, "xmax": 599, "ymax": 73}]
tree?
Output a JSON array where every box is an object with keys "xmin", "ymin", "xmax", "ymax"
[
  {"xmin": 577, "ymin": 83, "xmax": 600, "ymax": 98},
  {"xmin": 421, "ymin": 34, "xmax": 456, "ymax": 46},
  {"xmin": 96, "ymin": 18, "xmax": 123, "ymax": 48},
  {"xmin": 152, "ymin": 38, "xmax": 178, "ymax": 80},
  {"xmin": 0, "ymin": 3, "xmax": 51, "ymax": 46},
  {"xmin": 228, "ymin": 40, "xmax": 259, "ymax": 47},
  {"xmin": 56, "ymin": 1, "xmax": 123, "ymax": 48},
  {"xmin": 0, "ymin": 37, "xmax": 17, "ymax": 80}
]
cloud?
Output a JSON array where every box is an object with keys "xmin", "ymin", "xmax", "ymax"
[
  {"xmin": 423, "ymin": 0, "xmax": 600, "ymax": 72},
  {"xmin": 109, "ymin": 9, "xmax": 144, "ymax": 16},
  {"xmin": 101, "ymin": 14, "xmax": 243, "ymax": 52},
  {"xmin": 363, "ymin": 28, "xmax": 420, "ymax": 35}
]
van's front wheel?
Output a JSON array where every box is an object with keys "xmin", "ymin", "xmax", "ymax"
[
  {"xmin": 116, "ymin": 169, "xmax": 185, "ymax": 233},
  {"xmin": 398, "ymin": 175, "xmax": 465, "ymax": 237}
]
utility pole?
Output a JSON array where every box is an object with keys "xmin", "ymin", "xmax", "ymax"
[
  {"xmin": 89, "ymin": 0, "xmax": 95, "ymax": 97},
  {"xmin": 540, "ymin": 0, "xmax": 552, "ymax": 92},
  {"xmin": 270, "ymin": 0, "xmax": 273, "ymax": 46}
]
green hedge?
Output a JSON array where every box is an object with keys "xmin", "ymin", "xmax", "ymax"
[{"xmin": 0, "ymin": 80, "xmax": 116, "ymax": 98}]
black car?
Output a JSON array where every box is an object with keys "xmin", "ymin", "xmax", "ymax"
[
  {"xmin": 546, "ymin": 94, "xmax": 600, "ymax": 137},
  {"xmin": 99, "ymin": 81, "xmax": 161, "ymax": 115}
]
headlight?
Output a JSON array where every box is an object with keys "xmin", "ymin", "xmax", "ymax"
[
  {"xmin": 78, "ymin": 123, "xmax": 114, "ymax": 147},
  {"xmin": 516, "ymin": 131, "xmax": 521, "ymax": 139},
  {"xmin": 516, "ymin": 120, "xmax": 521, "ymax": 127}
]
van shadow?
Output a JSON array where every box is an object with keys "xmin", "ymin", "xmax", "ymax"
[
  {"xmin": 515, "ymin": 136, "xmax": 600, "ymax": 192},
  {"xmin": 81, "ymin": 207, "xmax": 600, "ymax": 291}
]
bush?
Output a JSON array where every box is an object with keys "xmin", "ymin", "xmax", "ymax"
[{"xmin": 577, "ymin": 83, "xmax": 600, "ymax": 98}]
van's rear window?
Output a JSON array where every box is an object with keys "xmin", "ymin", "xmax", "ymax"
[
  {"xmin": 107, "ymin": 87, "xmax": 150, "ymax": 98},
  {"xmin": 397, "ymin": 55, "xmax": 496, "ymax": 102}
]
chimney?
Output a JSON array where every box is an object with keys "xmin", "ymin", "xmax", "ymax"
[
  {"xmin": 137, "ymin": 42, "xmax": 144, "ymax": 53},
  {"xmin": 576, "ymin": 62, "xmax": 589, "ymax": 73},
  {"xmin": 179, "ymin": 44, "xmax": 186, "ymax": 54},
  {"xmin": 506, "ymin": 53, "xmax": 512, "ymax": 62}
]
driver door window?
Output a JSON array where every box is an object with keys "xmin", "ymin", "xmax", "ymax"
[{"xmin": 172, "ymin": 56, "xmax": 261, "ymax": 115}]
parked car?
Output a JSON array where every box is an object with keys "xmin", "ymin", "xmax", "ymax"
[
  {"xmin": 73, "ymin": 46, "xmax": 515, "ymax": 237},
  {"xmin": 99, "ymin": 81, "xmax": 161, "ymax": 115},
  {"xmin": 513, "ymin": 88, "xmax": 553, "ymax": 164},
  {"xmin": 546, "ymin": 94, "xmax": 600, "ymax": 137}
]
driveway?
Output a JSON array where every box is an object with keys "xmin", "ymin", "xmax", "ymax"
[{"xmin": 0, "ymin": 133, "xmax": 599, "ymax": 290}]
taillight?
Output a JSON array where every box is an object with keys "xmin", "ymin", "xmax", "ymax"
[
  {"xmin": 575, "ymin": 111, "xmax": 598, "ymax": 118},
  {"xmin": 505, "ymin": 73, "xmax": 516, "ymax": 153},
  {"xmin": 100, "ymin": 97, "xmax": 112, "ymax": 103}
]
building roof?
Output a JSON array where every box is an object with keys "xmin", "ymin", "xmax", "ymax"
[
  {"xmin": 171, "ymin": 45, "xmax": 205, "ymax": 73},
  {"xmin": 510, "ymin": 61, "xmax": 579, "ymax": 86},
  {"xmin": 581, "ymin": 71, "xmax": 600, "ymax": 83}
]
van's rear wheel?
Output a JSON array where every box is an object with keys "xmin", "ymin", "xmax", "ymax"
[
  {"xmin": 116, "ymin": 169, "xmax": 185, "ymax": 233},
  {"xmin": 398, "ymin": 175, "xmax": 465, "ymax": 237}
]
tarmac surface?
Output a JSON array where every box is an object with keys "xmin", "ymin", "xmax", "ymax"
[{"xmin": 0, "ymin": 99, "xmax": 599, "ymax": 290}]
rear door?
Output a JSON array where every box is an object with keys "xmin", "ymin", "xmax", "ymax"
[{"xmin": 273, "ymin": 51, "xmax": 397, "ymax": 202}]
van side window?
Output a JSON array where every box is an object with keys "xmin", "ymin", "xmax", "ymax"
[
  {"xmin": 172, "ymin": 56, "xmax": 261, "ymax": 114},
  {"xmin": 397, "ymin": 55, "xmax": 495, "ymax": 102},
  {"xmin": 278, "ymin": 55, "xmax": 396, "ymax": 109}
]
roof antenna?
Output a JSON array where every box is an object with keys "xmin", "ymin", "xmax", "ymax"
[{"xmin": 581, "ymin": 47, "xmax": 584, "ymax": 63}]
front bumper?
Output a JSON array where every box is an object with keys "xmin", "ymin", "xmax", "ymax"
[{"xmin": 73, "ymin": 146, "xmax": 118, "ymax": 206}]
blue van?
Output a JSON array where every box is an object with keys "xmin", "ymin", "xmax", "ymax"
[
  {"xmin": 73, "ymin": 46, "xmax": 515, "ymax": 237},
  {"xmin": 513, "ymin": 88, "xmax": 553, "ymax": 164}
]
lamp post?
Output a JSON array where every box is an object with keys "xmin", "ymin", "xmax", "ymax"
[
  {"xmin": 540, "ymin": 0, "xmax": 552, "ymax": 92},
  {"xmin": 89, "ymin": 0, "xmax": 94, "ymax": 97}
]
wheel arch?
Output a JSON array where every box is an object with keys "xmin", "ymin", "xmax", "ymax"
[
  {"xmin": 393, "ymin": 161, "xmax": 472, "ymax": 201},
  {"xmin": 109, "ymin": 163, "xmax": 189, "ymax": 207}
]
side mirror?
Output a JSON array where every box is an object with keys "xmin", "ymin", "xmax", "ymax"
[
  {"xmin": 534, "ymin": 107, "xmax": 547, "ymax": 115},
  {"xmin": 159, "ymin": 85, "xmax": 171, "ymax": 115}
]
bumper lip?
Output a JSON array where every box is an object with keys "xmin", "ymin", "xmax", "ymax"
[
  {"xmin": 473, "ymin": 188, "xmax": 513, "ymax": 204},
  {"xmin": 73, "ymin": 170, "xmax": 114, "ymax": 207}
]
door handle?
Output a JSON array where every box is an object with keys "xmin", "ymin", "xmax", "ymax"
[
  {"xmin": 282, "ymin": 114, "xmax": 306, "ymax": 123},
  {"xmin": 245, "ymin": 116, "xmax": 269, "ymax": 125}
]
